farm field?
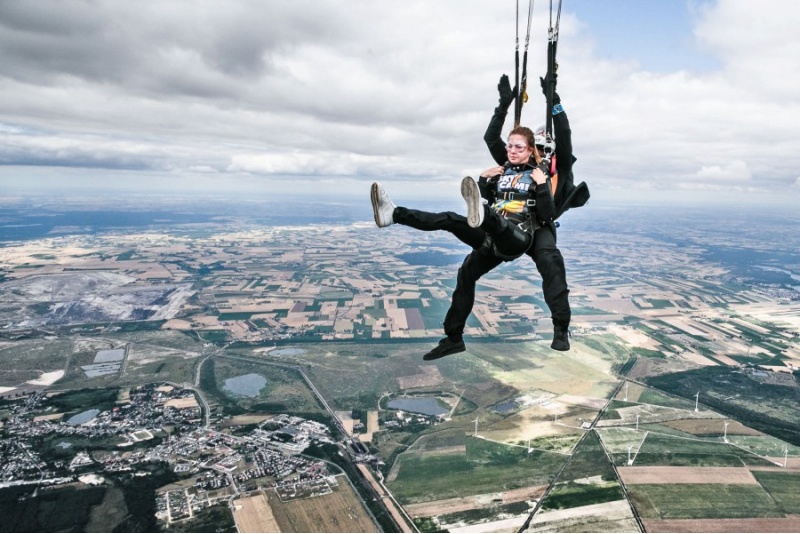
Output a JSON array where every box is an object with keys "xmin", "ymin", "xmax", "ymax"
[
  {"xmin": 641, "ymin": 517, "xmax": 800, "ymax": 533},
  {"xmin": 626, "ymin": 483, "xmax": 783, "ymax": 520},
  {"xmin": 203, "ymin": 353, "xmax": 326, "ymax": 416},
  {"xmin": 388, "ymin": 437, "xmax": 567, "ymax": 504},
  {"xmin": 752, "ymin": 470, "xmax": 800, "ymax": 513},
  {"xmin": 263, "ymin": 476, "xmax": 377, "ymax": 533},
  {"xmin": 526, "ymin": 500, "xmax": 639, "ymax": 533},
  {"xmin": 0, "ymin": 338, "xmax": 72, "ymax": 387},
  {"xmin": 233, "ymin": 493, "xmax": 280, "ymax": 533}
]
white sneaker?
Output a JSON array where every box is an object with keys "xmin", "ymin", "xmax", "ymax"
[
  {"xmin": 461, "ymin": 176, "xmax": 484, "ymax": 228},
  {"xmin": 371, "ymin": 182, "xmax": 396, "ymax": 228}
]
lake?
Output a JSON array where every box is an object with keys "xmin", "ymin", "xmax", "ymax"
[
  {"xmin": 387, "ymin": 397, "xmax": 448, "ymax": 417},
  {"xmin": 67, "ymin": 409, "xmax": 101, "ymax": 425},
  {"xmin": 223, "ymin": 373, "xmax": 267, "ymax": 397},
  {"xmin": 493, "ymin": 400, "xmax": 520, "ymax": 413}
]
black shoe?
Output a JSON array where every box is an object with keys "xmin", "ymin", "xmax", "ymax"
[
  {"xmin": 551, "ymin": 327, "xmax": 570, "ymax": 351},
  {"xmin": 423, "ymin": 338, "xmax": 466, "ymax": 361}
]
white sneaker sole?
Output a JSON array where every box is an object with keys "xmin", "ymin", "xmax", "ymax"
[
  {"xmin": 461, "ymin": 177, "xmax": 483, "ymax": 228},
  {"xmin": 370, "ymin": 182, "xmax": 384, "ymax": 227}
]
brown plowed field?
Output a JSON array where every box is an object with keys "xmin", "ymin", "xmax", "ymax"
[
  {"xmin": 265, "ymin": 478, "xmax": 377, "ymax": 533},
  {"xmin": 404, "ymin": 485, "xmax": 546, "ymax": 518},
  {"xmin": 618, "ymin": 466, "xmax": 758, "ymax": 485},
  {"xmin": 662, "ymin": 418, "xmax": 762, "ymax": 436},
  {"xmin": 643, "ymin": 516, "xmax": 800, "ymax": 532},
  {"xmin": 233, "ymin": 493, "xmax": 280, "ymax": 533},
  {"xmin": 761, "ymin": 458, "xmax": 800, "ymax": 469}
]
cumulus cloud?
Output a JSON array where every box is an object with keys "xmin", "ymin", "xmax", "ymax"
[
  {"xmin": 693, "ymin": 160, "xmax": 751, "ymax": 182},
  {"xmin": 0, "ymin": 0, "xmax": 799, "ymax": 205}
]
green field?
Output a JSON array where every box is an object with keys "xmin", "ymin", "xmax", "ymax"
[
  {"xmin": 541, "ymin": 432, "xmax": 624, "ymax": 511},
  {"xmin": 438, "ymin": 501, "xmax": 530, "ymax": 527},
  {"xmin": 635, "ymin": 388, "xmax": 696, "ymax": 410},
  {"xmin": 629, "ymin": 433, "xmax": 775, "ymax": 467},
  {"xmin": 207, "ymin": 355, "xmax": 325, "ymax": 415},
  {"xmin": 0, "ymin": 338, "xmax": 72, "ymax": 385},
  {"xmin": 727, "ymin": 435, "xmax": 800, "ymax": 458},
  {"xmin": 217, "ymin": 312, "xmax": 253, "ymax": 320},
  {"xmin": 627, "ymin": 483, "xmax": 783, "ymax": 519},
  {"xmin": 645, "ymin": 366, "xmax": 800, "ymax": 446},
  {"xmin": 388, "ymin": 437, "xmax": 567, "ymax": 504},
  {"xmin": 272, "ymin": 342, "xmax": 518, "ymax": 413},
  {"xmin": 541, "ymin": 481, "xmax": 623, "ymax": 511},
  {"xmin": 560, "ymin": 431, "xmax": 617, "ymax": 481},
  {"xmin": 596, "ymin": 427, "xmax": 648, "ymax": 455},
  {"xmin": 47, "ymin": 387, "xmax": 120, "ymax": 414},
  {"xmin": 752, "ymin": 470, "xmax": 800, "ymax": 513}
]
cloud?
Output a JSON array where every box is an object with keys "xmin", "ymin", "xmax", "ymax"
[
  {"xmin": 692, "ymin": 160, "xmax": 751, "ymax": 182},
  {"xmin": 0, "ymin": 0, "xmax": 799, "ymax": 206}
]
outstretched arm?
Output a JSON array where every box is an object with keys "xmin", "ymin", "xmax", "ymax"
[
  {"xmin": 485, "ymin": 75, "xmax": 515, "ymax": 166},
  {"xmin": 540, "ymin": 73, "xmax": 574, "ymax": 173},
  {"xmin": 552, "ymin": 99, "xmax": 574, "ymax": 174}
]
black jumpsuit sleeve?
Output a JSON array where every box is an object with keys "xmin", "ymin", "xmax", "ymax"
[
  {"xmin": 552, "ymin": 107, "xmax": 576, "ymax": 204},
  {"xmin": 484, "ymin": 106, "xmax": 509, "ymax": 166},
  {"xmin": 533, "ymin": 164, "xmax": 557, "ymax": 224},
  {"xmin": 553, "ymin": 109, "xmax": 574, "ymax": 174}
]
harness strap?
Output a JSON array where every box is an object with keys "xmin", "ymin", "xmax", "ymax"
[{"xmin": 498, "ymin": 191, "xmax": 532, "ymax": 201}]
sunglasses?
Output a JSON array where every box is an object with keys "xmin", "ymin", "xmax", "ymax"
[{"xmin": 506, "ymin": 143, "xmax": 530, "ymax": 152}]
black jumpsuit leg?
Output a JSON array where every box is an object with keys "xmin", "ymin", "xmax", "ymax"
[
  {"xmin": 443, "ymin": 248, "xmax": 504, "ymax": 341},
  {"xmin": 528, "ymin": 225, "xmax": 571, "ymax": 328},
  {"xmin": 393, "ymin": 207, "xmax": 486, "ymax": 249}
]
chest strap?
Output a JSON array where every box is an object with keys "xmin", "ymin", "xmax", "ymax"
[
  {"xmin": 498, "ymin": 191, "xmax": 531, "ymax": 201},
  {"xmin": 497, "ymin": 191, "xmax": 537, "ymax": 207}
]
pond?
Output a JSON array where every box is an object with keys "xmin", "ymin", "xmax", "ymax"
[
  {"xmin": 387, "ymin": 397, "xmax": 448, "ymax": 417},
  {"xmin": 223, "ymin": 373, "xmax": 268, "ymax": 397},
  {"xmin": 271, "ymin": 348, "xmax": 307, "ymax": 357},
  {"xmin": 493, "ymin": 400, "xmax": 520, "ymax": 414},
  {"xmin": 67, "ymin": 409, "xmax": 100, "ymax": 425}
]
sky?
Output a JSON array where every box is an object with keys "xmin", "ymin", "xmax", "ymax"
[{"xmin": 1, "ymin": 0, "xmax": 799, "ymax": 208}]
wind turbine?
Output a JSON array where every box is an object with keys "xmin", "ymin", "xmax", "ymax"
[
  {"xmin": 784, "ymin": 446, "xmax": 789, "ymax": 468},
  {"xmin": 472, "ymin": 417, "xmax": 479, "ymax": 437},
  {"xmin": 627, "ymin": 445, "xmax": 634, "ymax": 466},
  {"xmin": 723, "ymin": 421, "xmax": 729, "ymax": 443},
  {"xmin": 636, "ymin": 414, "xmax": 640, "ymax": 431},
  {"xmin": 527, "ymin": 439, "xmax": 532, "ymax": 454},
  {"xmin": 694, "ymin": 392, "xmax": 699, "ymax": 412}
]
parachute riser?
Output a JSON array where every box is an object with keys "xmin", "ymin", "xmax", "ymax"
[
  {"xmin": 514, "ymin": 0, "xmax": 534, "ymax": 128},
  {"xmin": 544, "ymin": 0, "xmax": 562, "ymax": 138}
]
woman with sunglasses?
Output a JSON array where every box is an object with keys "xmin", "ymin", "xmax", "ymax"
[
  {"xmin": 370, "ymin": 125, "xmax": 559, "ymax": 361},
  {"xmin": 481, "ymin": 72, "xmax": 580, "ymax": 353}
]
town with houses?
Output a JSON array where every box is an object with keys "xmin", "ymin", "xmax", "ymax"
[{"xmin": 1, "ymin": 382, "xmax": 348, "ymax": 528}]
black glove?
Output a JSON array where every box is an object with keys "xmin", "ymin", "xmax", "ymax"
[
  {"xmin": 498, "ymin": 74, "xmax": 517, "ymax": 110},
  {"xmin": 539, "ymin": 73, "xmax": 561, "ymax": 104}
]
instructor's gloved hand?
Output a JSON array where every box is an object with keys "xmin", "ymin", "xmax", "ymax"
[
  {"xmin": 498, "ymin": 74, "xmax": 517, "ymax": 110},
  {"xmin": 539, "ymin": 73, "xmax": 561, "ymax": 104}
]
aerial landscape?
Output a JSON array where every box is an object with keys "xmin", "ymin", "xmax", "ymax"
[
  {"xmin": 1, "ymin": 196, "xmax": 798, "ymax": 532},
  {"xmin": 2, "ymin": 0, "xmax": 800, "ymax": 532}
]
